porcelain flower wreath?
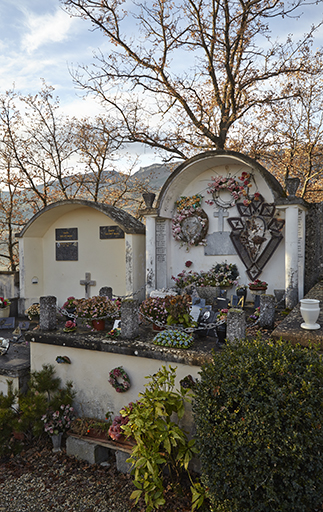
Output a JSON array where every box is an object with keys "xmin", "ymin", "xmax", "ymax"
[
  {"xmin": 206, "ymin": 171, "xmax": 253, "ymax": 207},
  {"xmin": 109, "ymin": 366, "xmax": 131, "ymax": 393},
  {"xmin": 172, "ymin": 194, "xmax": 208, "ymax": 250}
]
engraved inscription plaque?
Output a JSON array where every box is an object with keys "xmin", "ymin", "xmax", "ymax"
[
  {"xmin": 100, "ymin": 226, "xmax": 125, "ymax": 239},
  {"xmin": 56, "ymin": 242, "xmax": 78, "ymax": 261},
  {"xmin": 56, "ymin": 228, "xmax": 78, "ymax": 241}
]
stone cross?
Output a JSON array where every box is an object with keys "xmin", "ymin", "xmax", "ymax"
[
  {"xmin": 80, "ymin": 272, "xmax": 96, "ymax": 299},
  {"xmin": 213, "ymin": 207, "xmax": 229, "ymax": 232}
]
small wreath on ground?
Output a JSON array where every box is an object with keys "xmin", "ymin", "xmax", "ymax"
[
  {"xmin": 153, "ymin": 329, "xmax": 194, "ymax": 349},
  {"xmin": 108, "ymin": 366, "xmax": 131, "ymax": 393}
]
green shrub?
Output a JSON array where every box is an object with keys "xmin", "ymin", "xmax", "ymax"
[
  {"xmin": 0, "ymin": 381, "xmax": 19, "ymax": 456},
  {"xmin": 17, "ymin": 364, "xmax": 75, "ymax": 440},
  {"xmin": 193, "ymin": 338, "xmax": 323, "ymax": 512},
  {"xmin": 121, "ymin": 365, "xmax": 198, "ymax": 511}
]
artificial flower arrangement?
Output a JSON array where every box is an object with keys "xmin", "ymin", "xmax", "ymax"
[
  {"xmin": 248, "ymin": 279, "xmax": 268, "ymax": 290},
  {"xmin": 206, "ymin": 171, "xmax": 252, "ymax": 207},
  {"xmin": 139, "ymin": 294, "xmax": 193, "ymax": 328},
  {"xmin": 25, "ymin": 303, "xmax": 40, "ymax": 320},
  {"xmin": 249, "ymin": 307, "xmax": 260, "ymax": 321},
  {"xmin": 106, "ymin": 328, "xmax": 120, "ymax": 340},
  {"xmin": 0, "ymin": 297, "xmax": 10, "ymax": 309},
  {"xmin": 62, "ymin": 296, "xmax": 78, "ymax": 309},
  {"xmin": 217, "ymin": 308, "xmax": 229, "ymax": 323},
  {"xmin": 172, "ymin": 262, "xmax": 239, "ymax": 289},
  {"xmin": 109, "ymin": 403, "xmax": 134, "ymax": 442},
  {"xmin": 172, "ymin": 194, "xmax": 209, "ymax": 250},
  {"xmin": 153, "ymin": 329, "xmax": 194, "ymax": 349},
  {"xmin": 76, "ymin": 296, "xmax": 120, "ymax": 320},
  {"xmin": 165, "ymin": 294, "xmax": 193, "ymax": 327},
  {"xmin": 63, "ymin": 320, "xmax": 77, "ymax": 332},
  {"xmin": 41, "ymin": 404, "xmax": 75, "ymax": 436},
  {"xmin": 139, "ymin": 296, "xmax": 169, "ymax": 325}
]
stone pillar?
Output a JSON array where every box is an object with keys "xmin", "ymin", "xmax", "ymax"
[
  {"xmin": 226, "ymin": 308, "xmax": 245, "ymax": 343},
  {"xmin": 121, "ymin": 300, "xmax": 139, "ymax": 339},
  {"xmin": 99, "ymin": 287, "xmax": 113, "ymax": 299},
  {"xmin": 145, "ymin": 215, "xmax": 157, "ymax": 296},
  {"xmin": 40, "ymin": 296, "xmax": 57, "ymax": 331},
  {"xmin": 259, "ymin": 295, "xmax": 275, "ymax": 329},
  {"xmin": 285, "ymin": 206, "xmax": 300, "ymax": 309}
]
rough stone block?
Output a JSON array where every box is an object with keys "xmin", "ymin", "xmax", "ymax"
[
  {"xmin": 226, "ymin": 308, "xmax": 245, "ymax": 343},
  {"xmin": 115, "ymin": 450, "xmax": 132, "ymax": 474},
  {"xmin": 121, "ymin": 300, "xmax": 139, "ymax": 339},
  {"xmin": 66, "ymin": 436, "xmax": 110, "ymax": 464},
  {"xmin": 40, "ymin": 296, "xmax": 57, "ymax": 331},
  {"xmin": 259, "ymin": 294, "xmax": 275, "ymax": 329}
]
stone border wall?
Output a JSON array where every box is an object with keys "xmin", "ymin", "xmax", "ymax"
[{"xmin": 305, "ymin": 203, "xmax": 323, "ymax": 294}]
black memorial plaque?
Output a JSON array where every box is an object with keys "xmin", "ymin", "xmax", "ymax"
[
  {"xmin": 56, "ymin": 242, "xmax": 78, "ymax": 261},
  {"xmin": 56, "ymin": 228, "xmax": 78, "ymax": 241},
  {"xmin": 100, "ymin": 226, "xmax": 125, "ymax": 239}
]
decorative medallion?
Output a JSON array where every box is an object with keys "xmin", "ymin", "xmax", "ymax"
[
  {"xmin": 227, "ymin": 194, "xmax": 285, "ymax": 280},
  {"xmin": 172, "ymin": 195, "xmax": 209, "ymax": 250}
]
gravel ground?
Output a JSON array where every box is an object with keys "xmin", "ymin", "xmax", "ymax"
[{"xmin": 0, "ymin": 439, "xmax": 194, "ymax": 512}]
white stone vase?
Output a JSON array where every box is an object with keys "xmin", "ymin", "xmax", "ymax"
[
  {"xmin": 0, "ymin": 306, "xmax": 10, "ymax": 318},
  {"xmin": 300, "ymin": 299, "xmax": 320, "ymax": 330}
]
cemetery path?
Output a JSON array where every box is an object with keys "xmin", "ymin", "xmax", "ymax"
[{"xmin": 0, "ymin": 439, "xmax": 193, "ymax": 512}]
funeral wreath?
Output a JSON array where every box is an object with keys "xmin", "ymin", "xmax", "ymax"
[{"xmin": 108, "ymin": 366, "xmax": 131, "ymax": 393}]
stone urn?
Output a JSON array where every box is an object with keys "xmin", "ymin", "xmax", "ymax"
[
  {"xmin": 300, "ymin": 299, "xmax": 320, "ymax": 330},
  {"xmin": 197, "ymin": 286, "xmax": 220, "ymax": 304}
]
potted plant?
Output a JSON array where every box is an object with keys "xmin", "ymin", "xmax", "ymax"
[
  {"xmin": 248, "ymin": 279, "xmax": 268, "ymax": 292},
  {"xmin": 139, "ymin": 296, "xmax": 168, "ymax": 330},
  {"xmin": 41, "ymin": 404, "xmax": 75, "ymax": 452},
  {"xmin": 165, "ymin": 294, "xmax": 194, "ymax": 328},
  {"xmin": 76, "ymin": 296, "xmax": 120, "ymax": 331},
  {"xmin": 0, "ymin": 297, "xmax": 11, "ymax": 318},
  {"xmin": 172, "ymin": 262, "xmax": 239, "ymax": 303},
  {"xmin": 25, "ymin": 303, "xmax": 40, "ymax": 321}
]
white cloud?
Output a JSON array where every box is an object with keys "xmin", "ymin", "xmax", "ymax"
[{"xmin": 22, "ymin": 8, "xmax": 76, "ymax": 54}]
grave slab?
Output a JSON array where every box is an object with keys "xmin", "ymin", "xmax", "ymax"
[{"xmin": 271, "ymin": 281, "xmax": 323, "ymax": 347}]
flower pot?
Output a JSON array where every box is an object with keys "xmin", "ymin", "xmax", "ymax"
[
  {"xmin": 0, "ymin": 306, "xmax": 10, "ymax": 318},
  {"xmin": 92, "ymin": 319, "xmax": 105, "ymax": 331},
  {"xmin": 51, "ymin": 432, "xmax": 63, "ymax": 453},
  {"xmin": 300, "ymin": 299, "xmax": 320, "ymax": 330}
]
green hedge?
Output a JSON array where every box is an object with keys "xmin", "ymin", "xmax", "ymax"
[{"xmin": 193, "ymin": 338, "xmax": 323, "ymax": 512}]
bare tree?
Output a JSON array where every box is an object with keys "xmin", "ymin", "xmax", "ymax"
[
  {"xmin": 228, "ymin": 55, "xmax": 323, "ymax": 201},
  {"xmin": 62, "ymin": 0, "xmax": 322, "ymax": 161}
]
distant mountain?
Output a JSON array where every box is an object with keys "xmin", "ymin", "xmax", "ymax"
[{"xmin": 132, "ymin": 163, "xmax": 174, "ymax": 190}]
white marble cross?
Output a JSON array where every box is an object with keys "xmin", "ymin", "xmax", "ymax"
[
  {"xmin": 80, "ymin": 272, "xmax": 96, "ymax": 299},
  {"xmin": 213, "ymin": 207, "xmax": 229, "ymax": 232}
]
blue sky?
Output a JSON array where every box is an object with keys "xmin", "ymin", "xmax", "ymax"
[{"xmin": 1, "ymin": 0, "xmax": 323, "ymax": 169}]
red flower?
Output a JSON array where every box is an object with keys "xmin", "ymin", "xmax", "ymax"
[{"xmin": 185, "ymin": 260, "xmax": 193, "ymax": 268}]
